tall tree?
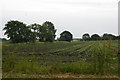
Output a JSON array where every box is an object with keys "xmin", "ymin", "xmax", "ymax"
[
  {"xmin": 82, "ymin": 33, "xmax": 90, "ymax": 41},
  {"xmin": 29, "ymin": 23, "xmax": 40, "ymax": 42},
  {"xmin": 3, "ymin": 20, "xmax": 31, "ymax": 43},
  {"xmin": 37, "ymin": 24, "xmax": 45, "ymax": 41},
  {"xmin": 41, "ymin": 21, "xmax": 56, "ymax": 42},
  {"xmin": 59, "ymin": 31, "xmax": 73, "ymax": 42}
]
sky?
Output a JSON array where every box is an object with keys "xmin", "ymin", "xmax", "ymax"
[{"xmin": 0, "ymin": 0, "xmax": 119, "ymax": 38}]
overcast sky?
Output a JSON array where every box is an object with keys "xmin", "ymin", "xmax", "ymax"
[{"xmin": 0, "ymin": 0, "xmax": 119, "ymax": 38}]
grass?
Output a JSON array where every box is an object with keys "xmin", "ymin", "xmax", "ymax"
[
  {"xmin": 2, "ymin": 40, "xmax": 119, "ymax": 78},
  {"xmin": 0, "ymin": 42, "xmax": 2, "ymax": 79}
]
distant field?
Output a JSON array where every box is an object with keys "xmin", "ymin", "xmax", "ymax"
[{"xmin": 2, "ymin": 40, "xmax": 119, "ymax": 78}]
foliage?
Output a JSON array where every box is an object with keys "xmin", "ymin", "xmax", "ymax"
[
  {"xmin": 3, "ymin": 20, "xmax": 119, "ymax": 43},
  {"xmin": 3, "ymin": 21, "xmax": 57, "ymax": 43},
  {"xmin": 82, "ymin": 33, "xmax": 119, "ymax": 41},
  {"xmin": 116, "ymin": 35, "xmax": 120, "ymax": 40},
  {"xmin": 59, "ymin": 31, "xmax": 73, "ymax": 42},
  {"xmin": 41, "ymin": 21, "xmax": 56, "ymax": 42},
  {"xmin": 3, "ymin": 20, "xmax": 32, "ymax": 43},
  {"xmin": 91, "ymin": 34, "xmax": 101, "ymax": 40},
  {"xmin": 28, "ymin": 23, "xmax": 40, "ymax": 42},
  {"xmin": 102, "ymin": 33, "xmax": 117, "ymax": 40},
  {"xmin": 82, "ymin": 33, "xmax": 90, "ymax": 41}
]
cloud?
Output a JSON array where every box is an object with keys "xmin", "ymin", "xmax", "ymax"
[
  {"xmin": 1, "ymin": 0, "xmax": 118, "ymax": 12},
  {"xmin": 1, "ymin": 0, "xmax": 119, "ymax": 38}
]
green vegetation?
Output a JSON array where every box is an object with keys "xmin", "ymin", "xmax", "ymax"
[
  {"xmin": 3, "ymin": 20, "xmax": 120, "ymax": 43},
  {"xmin": 82, "ymin": 33, "xmax": 90, "ymax": 41},
  {"xmin": 2, "ymin": 40, "xmax": 119, "ymax": 78},
  {"xmin": 59, "ymin": 31, "xmax": 73, "ymax": 42},
  {"xmin": 2, "ymin": 20, "xmax": 119, "ymax": 78},
  {"xmin": 0, "ymin": 42, "xmax": 2, "ymax": 79},
  {"xmin": 3, "ymin": 20, "xmax": 57, "ymax": 43}
]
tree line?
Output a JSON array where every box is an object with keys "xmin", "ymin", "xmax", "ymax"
[
  {"xmin": 2, "ymin": 20, "xmax": 120, "ymax": 43},
  {"xmin": 81, "ymin": 33, "xmax": 120, "ymax": 41},
  {"xmin": 3, "ymin": 20, "xmax": 56, "ymax": 43}
]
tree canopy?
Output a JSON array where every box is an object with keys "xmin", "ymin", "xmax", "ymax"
[
  {"xmin": 102, "ymin": 33, "xmax": 116, "ymax": 40},
  {"xmin": 91, "ymin": 34, "xmax": 101, "ymax": 40},
  {"xmin": 3, "ymin": 20, "xmax": 31, "ymax": 43},
  {"xmin": 3, "ymin": 20, "xmax": 57, "ymax": 43},
  {"xmin": 82, "ymin": 33, "xmax": 90, "ymax": 41},
  {"xmin": 59, "ymin": 31, "xmax": 73, "ymax": 42},
  {"xmin": 3, "ymin": 20, "xmax": 119, "ymax": 43},
  {"xmin": 41, "ymin": 21, "xmax": 56, "ymax": 42}
]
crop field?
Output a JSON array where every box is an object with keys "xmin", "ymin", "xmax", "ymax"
[{"xmin": 2, "ymin": 40, "xmax": 119, "ymax": 78}]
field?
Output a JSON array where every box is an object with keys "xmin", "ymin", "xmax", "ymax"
[{"xmin": 2, "ymin": 40, "xmax": 120, "ymax": 78}]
